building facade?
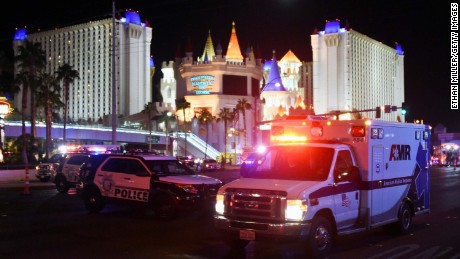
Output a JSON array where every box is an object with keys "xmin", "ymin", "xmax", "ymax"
[
  {"xmin": 311, "ymin": 20, "xmax": 405, "ymax": 120},
  {"xmin": 13, "ymin": 10, "xmax": 153, "ymax": 123}
]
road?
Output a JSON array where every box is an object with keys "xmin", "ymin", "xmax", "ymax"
[{"xmin": 0, "ymin": 167, "xmax": 460, "ymax": 258}]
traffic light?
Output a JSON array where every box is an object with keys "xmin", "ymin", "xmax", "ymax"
[
  {"xmin": 401, "ymin": 102, "xmax": 408, "ymax": 115},
  {"xmin": 375, "ymin": 106, "xmax": 381, "ymax": 118}
]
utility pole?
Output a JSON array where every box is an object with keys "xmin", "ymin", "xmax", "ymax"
[{"xmin": 111, "ymin": 1, "xmax": 117, "ymax": 144}]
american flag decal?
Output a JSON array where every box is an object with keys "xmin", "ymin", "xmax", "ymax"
[{"xmin": 342, "ymin": 193, "xmax": 351, "ymax": 207}]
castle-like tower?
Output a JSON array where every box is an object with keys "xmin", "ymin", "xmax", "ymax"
[
  {"xmin": 311, "ymin": 20, "xmax": 405, "ymax": 120},
  {"xmin": 13, "ymin": 10, "xmax": 153, "ymax": 123}
]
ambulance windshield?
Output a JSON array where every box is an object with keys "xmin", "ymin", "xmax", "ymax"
[{"xmin": 240, "ymin": 146, "xmax": 334, "ymax": 181}]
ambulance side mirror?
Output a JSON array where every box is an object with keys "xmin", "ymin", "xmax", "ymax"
[{"xmin": 335, "ymin": 166, "xmax": 360, "ymax": 182}]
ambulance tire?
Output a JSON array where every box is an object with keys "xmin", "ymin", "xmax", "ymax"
[
  {"xmin": 83, "ymin": 187, "xmax": 105, "ymax": 213},
  {"xmin": 152, "ymin": 193, "xmax": 176, "ymax": 220},
  {"xmin": 55, "ymin": 175, "xmax": 69, "ymax": 193},
  {"xmin": 307, "ymin": 216, "xmax": 333, "ymax": 258},
  {"xmin": 383, "ymin": 203, "xmax": 412, "ymax": 235},
  {"xmin": 221, "ymin": 232, "xmax": 250, "ymax": 250}
]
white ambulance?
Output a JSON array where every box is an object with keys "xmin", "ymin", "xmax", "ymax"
[{"xmin": 214, "ymin": 117, "xmax": 431, "ymax": 257}]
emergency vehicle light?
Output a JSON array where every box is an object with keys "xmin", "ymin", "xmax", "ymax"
[
  {"xmin": 351, "ymin": 126, "xmax": 365, "ymax": 137},
  {"xmin": 271, "ymin": 135, "xmax": 308, "ymax": 143}
]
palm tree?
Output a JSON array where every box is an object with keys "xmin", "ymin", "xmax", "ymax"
[
  {"xmin": 175, "ymin": 97, "xmax": 191, "ymax": 156},
  {"xmin": 197, "ymin": 108, "xmax": 214, "ymax": 159},
  {"xmin": 13, "ymin": 71, "xmax": 31, "ymax": 168},
  {"xmin": 141, "ymin": 102, "xmax": 158, "ymax": 152},
  {"xmin": 15, "ymin": 40, "xmax": 46, "ymax": 172},
  {"xmin": 37, "ymin": 73, "xmax": 63, "ymax": 160},
  {"xmin": 217, "ymin": 107, "xmax": 235, "ymax": 166},
  {"xmin": 156, "ymin": 110, "xmax": 176, "ymax": 155},
  {"xmin": 56, "ymin": 63, "xmax": 79, "ymax": 145},
  {"xmin": 236, "ymin": 98, "xmax": 252, "ymax": 147}
]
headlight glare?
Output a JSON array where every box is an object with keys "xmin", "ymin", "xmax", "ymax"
[
  {"xmin": 285, "ymin": 199, "xmax": 308, "ymax": 221},
  {"xmin": 215, "ymin": 194, "xmax": 224, "ymax": 214}
]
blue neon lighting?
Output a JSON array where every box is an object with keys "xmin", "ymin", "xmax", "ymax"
[
  {"xmin": 150, "ymin": 57, "xmax": 155, "ymax": 67},
  {"xmin": 13, "ymin": 28, "xmax": 27, "ymax": 41},
  {"xmin": 324, "ymin": 20, "xmax": 340, "ymax": 34},
  {"xmin": 124, "ymin": 11, "xmax": 141, "ymax": 25}
]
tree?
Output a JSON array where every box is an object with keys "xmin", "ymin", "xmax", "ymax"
[
  {"xmin": 236, "ymin": 98, "xmax": 252, "ymax": 147},
  {"xmin": 197, "ymin": 108, "xmax": 214, "ymax": 159},
  {"xmin": 13, "ymin": 71, "xmax": 31, "ymax": 168},
  {"xmin": 141, "ymin": 102, "xmax": 158, "ymax": 152},
  {"xmin": 37, "ymin": 73, "xmax": 63, "ymax": 160},
  {"xmin": 217, "ymin": 107, "xmax": 235, "ymax": 166},
  {"xmin": 156, "ymin": 111, "xmax": 176, "ymax": 155},
  {"xmin": 175, "ymin": 97, "xmax": 191, "ymax": 156},
  {"xmin": 15, "ymin": 40, "xmax": 46, "ymax": 142},
  {"xmin": 56, "ymin": 63, "xmax": 79, "ymax": 145}
]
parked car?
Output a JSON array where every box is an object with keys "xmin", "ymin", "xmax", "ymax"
[
  {"xmin": 35, "ymin": 153, "xmax": 65, "ymax": 182},
  {"xmin": 177, "ymin": 156, "xmax": 195, "ymax": 168},
  {"xmin": 76, "ymin": 153, "xmax": 222, "ymax": 219},
  {"xmin": 196, "ymin": 158, "xmax": 220, "ymax": 171}
]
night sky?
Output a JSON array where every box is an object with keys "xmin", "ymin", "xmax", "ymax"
[{"xmin": 0, "ymin": 0, "xmax": 456, "ymax": 131}]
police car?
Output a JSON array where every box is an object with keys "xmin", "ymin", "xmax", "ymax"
[
  {"xmin": 76, "ymin": 153, "xmax": 223, "ymax": 219},
  {"xmin": 54, "ymin": 145, "xmax": 120, "ymax": 193}
]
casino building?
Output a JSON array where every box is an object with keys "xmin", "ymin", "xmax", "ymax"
[
  {"xmin": 160, "ymin": 22, "xmax": 312, "ymax": 157},
  {"xmin": 13, "ymin": 10, "xmax": 153, "ymax": 123}
]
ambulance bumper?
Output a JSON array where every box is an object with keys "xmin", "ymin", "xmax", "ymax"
[{"xmin": 214, "ymin": 215, "xmax": 312, "ymax": 239}]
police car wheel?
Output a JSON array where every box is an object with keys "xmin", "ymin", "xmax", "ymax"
[
  {"xmin": 84, "ymin": 189, "xmax": 104, "ymax": 213},
  {"xmin": 55, "ymin": 176, "xmax": 69, "ymax": 193},
  {"xmin": 153, "ymin": 194, "xmax": 176, "ymax": 219},
  {"xmin": 307, "ymin": 216, "xmax": 333, "ymax": 258}
]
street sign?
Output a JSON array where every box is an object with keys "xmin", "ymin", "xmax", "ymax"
[{"xmin": 146, "ymin": 135, "xmax": 160, "ymax": 144}]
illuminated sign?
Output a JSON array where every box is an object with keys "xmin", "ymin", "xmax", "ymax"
[
  {"xmin": 0, "ymin": 99, "xmax": 11, "ymax": 116},
  {"xmin": 191, "ymin": 75, "xmax": 215, "ymax": 95}
]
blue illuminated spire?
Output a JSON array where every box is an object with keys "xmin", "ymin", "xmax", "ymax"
[
  {"xmin": 262, "ymin": 51, "xmax": 286, "ymax": 92},
  {"xmin": 13, "ymin": 28, "xmax": 27, "ymax": 41},
  {"xmin": 324, "ymin": 19, "xmax": 340, "ymax": 34},
  {"xmin": 123, "ymin": 10, "xmax": 142, "ymax": 25},
  {"xmin": 395, "ymin": 42, "xmax": 404, "ymax": 55}
]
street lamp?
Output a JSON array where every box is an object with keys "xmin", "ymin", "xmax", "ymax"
[{"xmin": 165, "ymin": 111, "xmax": 172, "ymax": 156}]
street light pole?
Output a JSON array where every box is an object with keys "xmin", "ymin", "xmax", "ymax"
[{"xmin": 165, "ymin": 111, "xmax": 172, "ymax": 156}]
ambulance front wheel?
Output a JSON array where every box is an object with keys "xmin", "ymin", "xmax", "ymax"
[{"xmin": 306, "ymin": 216, "xmax": 333, "ymax": 258}]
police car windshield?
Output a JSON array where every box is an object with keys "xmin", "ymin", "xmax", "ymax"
[
  {"xmin": 144, "ymin": 159, "xmax": 195, "ymax": 176},
  {"xmin": 240, "ymin": 146, "xmax": 334, "ymax": 181}
]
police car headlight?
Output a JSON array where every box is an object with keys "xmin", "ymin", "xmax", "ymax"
[
  {"xmin": 176, "ymin": 184, "xmax": 198, "ymax": 194},
  {"xmin": 285, "ymin": 199, "xmax": 308, "ymax": 221},
  {"xmin": 215, "ymin": 194, "xmax": 224, "ymax": 215}
]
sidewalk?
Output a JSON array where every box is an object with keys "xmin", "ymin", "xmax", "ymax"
[{"xmin": 0, "ymin": 169, "xmax": 39, "ymax": 183}]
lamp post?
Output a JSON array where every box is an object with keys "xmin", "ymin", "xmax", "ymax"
[{"xmin": 165, "ymin": 111, "xmax": 172, "ymax": 156}]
